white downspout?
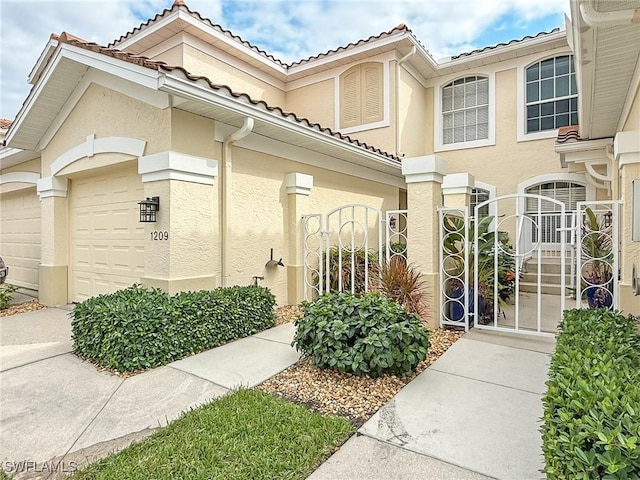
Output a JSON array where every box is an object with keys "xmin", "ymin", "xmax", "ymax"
[
  {"xmin": 395, "ymin": 46, "xmax": 416, "ymax": 157},
  {"xmin": 580, "ymin": 0, "xmax": 640, "ymax": 28},
  {"xmin": 221, "ymin": 117, "xmax": 254, "ymax": 286}
]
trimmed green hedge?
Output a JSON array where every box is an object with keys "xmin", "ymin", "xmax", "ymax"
[
  {"xmin": 542, "ymin": 308, "xmax": 640, "ymax": 479},
  {"xmin": 72, "ymin": 284, "xmax": 276, "ymax": 373},
  {"xmin": 292, "ymin": 291, "xmax": 430, "ymax": 378}
]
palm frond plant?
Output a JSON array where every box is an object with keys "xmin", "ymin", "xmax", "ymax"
[{"xmin": 375, "ymin": 257, "xmax": 428, "ymax": 321}]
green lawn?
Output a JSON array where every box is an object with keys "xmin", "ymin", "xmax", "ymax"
[{"xmin": 70, "ymin": 389, "xmax": 353, "ymax": 480}]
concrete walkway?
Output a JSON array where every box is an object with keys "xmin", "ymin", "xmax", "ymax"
[
  {"xmin": 309, "ymin": 328, "xmax": 555, "ymax": 480},
  {"xmin": 2, "ymin": 301, "xmax": 554, "ymax": 480},
  {"xmin": 0, "ymin": 306, "xmax": 299, "ymax": 479}
]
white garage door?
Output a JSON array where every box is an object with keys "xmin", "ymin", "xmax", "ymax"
[
  {"xmin": 0, "ymin": 188, "xmax": 41, "ymax": 290},
  {"xmin": 70, "ymin": 167, "xmax": 145, "ymax": 302}
]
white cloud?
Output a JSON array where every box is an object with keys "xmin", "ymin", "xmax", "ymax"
[{"xmin": 0, "ymin": 0, "xmax": 569, "ymax": 120}]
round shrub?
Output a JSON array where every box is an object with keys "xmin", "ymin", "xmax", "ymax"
[{"xmin": 292, "ymin": 291, "xmax": 430, "ymax": 378}]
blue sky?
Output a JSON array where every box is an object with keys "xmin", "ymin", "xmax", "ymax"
[{"xmin": 0, "ymin": 0, "xmax": 569, "ymax": 121}]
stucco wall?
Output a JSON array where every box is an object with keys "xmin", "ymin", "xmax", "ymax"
[
  {"xmin": 285, "ymin": 78, "xmax": 335, "ymax": 129},
  {"xmin": 170, "ymin": 109, "xmax": 216, "ymax": 158},
  {"xmin": 148, "ymin": 44, "xmax": 184, "ymax": 67},
  {"xmin": 183, "ymin": 44, "xmax": 285, "ymax": 106},
  {"xmin": 42, "ymin": 83, "xmax": 171, "ymax": 174},
  {"xmin": 1, "ymin": 158, "xmax": 40, "ymax": 175},
  {"xmin": 228, "ymin": 146, "xmax": 399, "ymax": 304},
  {"xmin": 398, "ymin": 67, "xmax": 427, "ymax": 158},
  {"xmin": 435, "ymin": 68, "xmax": 566, "ymax": 194}
]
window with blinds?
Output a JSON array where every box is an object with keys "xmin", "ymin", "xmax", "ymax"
[
  {"xmin": 442, "ymin": 76, "xmax": 489, "ymax": 144},
  {"xmin": 471, "ymin": 188, "xmax": 490, "ymax": 218},
  {"xmin": 526, "ymin": 181, "xmax": 585, "ymax": 244},
  {"xmin": 340, "ymin": 62, "xmax": 383, "ymax": 129}
]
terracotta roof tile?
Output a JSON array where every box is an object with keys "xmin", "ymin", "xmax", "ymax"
[
  {"xmin": 451, "ymin": 28, "xmax": 561, "ymax": 60},
  {"xmin": 57, "ymin": 35, "xmax": 399, "ymax": 161},
  {"xmin": 0, "ymin": 119, "xmax": 13, "ymax": 129},
  {"xmin": 556, "ymin": 125, "xmax": 581, "ymax": 143},
  {"xmin": 108, "ymin": 1, "xmax": 288, "ymax": 67},
  {"xmin": 288, "ymin": 24, "xmax": 412, "ymax": 68}
]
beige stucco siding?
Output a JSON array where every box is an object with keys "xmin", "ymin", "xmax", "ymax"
[
  {"xmin": 42, "ymin": 83, "xmax": 171, "ymax": 174},
  {"xmin": 228, "ymin": 147, "xmax": 398, "ymax": 304},
  {"xmin": 285, "ymin": 78, "xmax": 335, "ymax": 129},
  {"xmin": 437, "ymin": 69, "xmax": 565, "ymax": 194},
  {"xmin": 183, "ymin": 45, "xmax": 285, "ymax": 106},
  {"xmin": 170, "ymin": 109, "xmax": 216, "ymax": 158},
  {"xmin": 147, "ymin": 44, "xmax": 184, "ymax": 67},
  {"xmin": 424, "ymin": 87, "xmax": 435, "ymax": 154},
  {"xmin": 398, "ymin": 67, "xmax": 427, "ymax": 158}
]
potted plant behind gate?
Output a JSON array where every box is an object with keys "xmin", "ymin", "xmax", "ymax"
[
  {"xmin": 442, "ymin": 215, "xmax": 515, "ymax": 324},
  {"xmin": 581, "ymin": 207, "xmax": 614, "ymax": 308}
]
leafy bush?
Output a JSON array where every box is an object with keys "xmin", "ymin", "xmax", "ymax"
[
  {"xmin": 0, "ymin": 283, "xmax": 17, "ymax": 310},
  {"xmin": 292, "ymin": 291, "xmax": 430, "ymax": 378},
  {"xmin": 375, "ymin": 257, "xmax": 427, "ymax": 319},
  {"xmin": 542, "ymin": 308, "xmax": 640, "ymax": 479},
  {"xmin": 72, "ymin": 284, "xmax": 276, "ymax": 372}
]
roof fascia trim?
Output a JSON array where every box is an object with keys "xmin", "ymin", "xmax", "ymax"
[{"xmin": 159, "ymin": 73, "xmax": 400, "ymax": 170}]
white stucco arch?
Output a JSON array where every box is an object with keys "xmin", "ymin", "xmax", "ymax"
[
  {"xmin": 0, "ymin": 171, "xmax": 40, "ymax": 193},
  {"xmin": 517, "ymin": 172, "xmax": 595, "ymax": 201},
  {"xmin": 49, "ymin": 134, "xmax": 146, "ymax": 177}
]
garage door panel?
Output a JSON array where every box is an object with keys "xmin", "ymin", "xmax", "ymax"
[
  {"xmin": 0, "ymin": 188, "xmax": 41, "ymax": 290},
  {"xmin": 70, "ymin": 167, "xmax": 144, "ymax": 302}
]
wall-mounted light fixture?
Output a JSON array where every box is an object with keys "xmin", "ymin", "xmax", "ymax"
[
  {"xmin": 138, "ymin": 196, "xmax": 160, "ymax": 222},
  {"xmin": 389, "ymin": 216, "xmax": 397, "ymax": 230},
  {"xmin": 603, "ymin": 209, "xmax": 613, "ymax": 228}
]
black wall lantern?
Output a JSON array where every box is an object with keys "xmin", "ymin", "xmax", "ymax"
[{"xmin": 138, "ymin": 196, "xmax": 160, "ymax": 222}]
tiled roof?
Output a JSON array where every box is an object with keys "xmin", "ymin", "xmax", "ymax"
[
  {"xmin": 288, "ymin": 24, "xmax": 412, "ymax": 68},
  {"xmin": 556, "ymin": 126, "xmax": 581, "ymax": 143},
  {"xmin": 56, "ymin": 34, "xmax": 399, "ymax": 161},
  {"xmin": 451, "ymin": 28, "xmax": 562, "ymax": 60},
  {"xmin": 0, "ymin": 119, "xmax": 13, "ymax": 130},
  {"xmin": 108, "ymin": 0, "xmax": 288, "ymax": 67},
  {"xmin": 109, "ymin": 1, "xmax": 417, "ymax": 70}
]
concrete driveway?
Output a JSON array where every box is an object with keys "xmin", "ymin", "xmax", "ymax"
[{"xmin": 0, "ymin": 305, "xmax": 299, "ymax": 479}]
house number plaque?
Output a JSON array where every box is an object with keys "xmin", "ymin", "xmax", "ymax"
[{"xmin": 150, "ymin": 231, "xmax": 169, "ymax": 241}]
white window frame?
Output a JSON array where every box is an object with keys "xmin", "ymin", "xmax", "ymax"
[
  {"xmin": 334, "ymin": 60, "xmax": 390, "ymax": 135},
  {"xmin": 434, "ymin": 72, "xmax": 495, "ymax": 152},
  {"xmin": 471, "ymin": 181, "xmax": 497, "ymax": 221},
  {"xmin": 516, "ymin": 51, "xmax": 576, "ymax": 142}
]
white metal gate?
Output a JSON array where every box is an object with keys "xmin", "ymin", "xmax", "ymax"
[
  {"xmin": 576, "ymin": 201, "xmax": 621, "ymax": 310},
  {"xmin": 303, "ymin": 205, "xmax": 408, "ymax": 301},
  {"xmin": 440, "ymin": 194, "xmax": 572, "ymax": 336}
]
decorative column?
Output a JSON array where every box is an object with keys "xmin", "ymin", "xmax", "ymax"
[
  {"xmin": 402, "ymin": 155, "xmax": 447, "ymax": 329},
  {"xmin": 442, "ymin": 173, "xmax": 475, "ymax": 209},
  {"xmin": 284, "ymin": 172, "xmax": 313, "ymax": 305},
  {"xmin": 138, "ymin": 151, "xmax": 219, "ymax": 294},
  {"xmin": 36, "ymin": 177, "xmax": 69, "ymax": 306},
  {"xmin": 614, "ymin": 130, "xmax": 640, "ymax": 314}
]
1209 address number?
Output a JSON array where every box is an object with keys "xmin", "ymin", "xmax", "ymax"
[{"xmin": 150, "ymin": 231, "xmax": 169, "ymax": 241}]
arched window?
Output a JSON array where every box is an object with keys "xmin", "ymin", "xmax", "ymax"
[
  {"xmin": 525, "ymin": 55, "xmax": 577, "ymax": 133},
  {"xmin": 442, "ymin": 76, "xmax": 489, "ymax": 144},
  {"xmin": 339, "ymin": 62, "xmax": 383, "ymax": 129}
]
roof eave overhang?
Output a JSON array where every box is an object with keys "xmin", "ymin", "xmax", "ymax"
[
  {"xmin": 6, "ymin": 43, "xmax": 162, "ymax": 151},
  {"xmin": 435, "ymin": 29, "xmax": 568, "ymax": 76},
  {"xmin": 159, "ymin": 73, "xmax": 403, "ymax": 178},
  {"xmin": 27, "ymin": 39, "xmax": 59, "ymax": 85}
]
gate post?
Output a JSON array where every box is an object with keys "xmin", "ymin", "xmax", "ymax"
[
  {"xmin": 442, "ymin": 173, "xmax": 474, "ymax": 209},
  {"xmin": 284, "ymin": 172, "xmax": 313, "ymax": 305},
  {"xmin": 402, "ymin": 155, "xmax": 447, "ymax": 329}
]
